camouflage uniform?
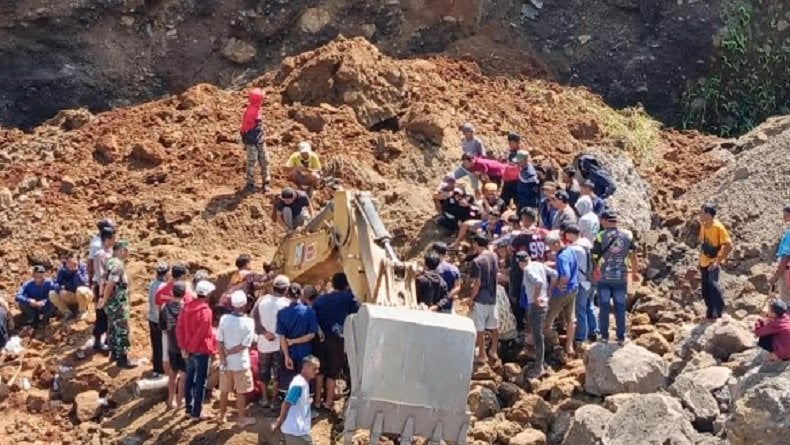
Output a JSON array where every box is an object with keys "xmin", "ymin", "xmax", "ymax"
[
  {"xmin": 105, "ymin": 257, "xmax": 130, "ymax": 357},
  {"xmin": 245, "ymin": 142, "xmax": 270, "ymax": 187}
]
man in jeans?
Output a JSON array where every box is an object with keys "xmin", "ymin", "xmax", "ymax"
[
  {"xmin": 698, "ymin": 203, "xmax": 732, "ymax": 320},
  {"xmin": 564, "ymin": 224, "xmax": 598, "ymax": 344},
  {"xmin": 516, "ymin": 251, "xmax": 557, "ymax": 378},
  {"xmin": 251, "ymin": 275, "xmax": 291, "ymax": 409},
  {"xmin": 177, "ymin": 280, "xmax": 217, "ymax": 420},
  {"xmin": 470, "ymin": 233, "xmax": 499, "ymax": 364},
  {"xmin": 593, "ymin": 210, "xmax": 639, "ymax": 344},
  {"xmin": 544, "ymin": 232, "xmax": 579, "ymax": 356}
]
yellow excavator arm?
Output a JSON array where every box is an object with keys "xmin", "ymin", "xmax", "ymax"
[
  {"xmin": 270, "ymin": 189, "xmax": 420, "ymax": 307},
  {"xmin": 270, "ymin": 189, "xmax": 477, "ymax": 445}
]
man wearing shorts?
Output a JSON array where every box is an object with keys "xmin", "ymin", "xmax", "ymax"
[
  {"xmin": 544, "ymin": 231, "xmax": 579, "ymax": 355},
  {"xmin": 217, "ymin": 291, "xmax": 256, "ymax": 426},
  {"xmin": 252, "ymin": 274, "xmax": 291, "ymax": 408},
  {"xmin": 161, "ymin": 281, "xmax": 187, "ymax": 409},
  {"xmin": 312, "ymin": 273, "xmax": 359, "ymax": 411},
  {"xmin": 470, "ymin": 233, "xmax": 499, "ymax": 364}
]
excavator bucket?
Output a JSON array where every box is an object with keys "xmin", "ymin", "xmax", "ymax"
[{"xmin": 343, "ymin": 305, "xmax": 477, "ymax": 444}]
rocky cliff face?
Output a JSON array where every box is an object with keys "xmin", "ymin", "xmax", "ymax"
[{"xmin": 2, "ymin": 0, "xmax": 786, "ymax": 130}]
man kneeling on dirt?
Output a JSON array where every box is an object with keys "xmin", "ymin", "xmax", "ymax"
[
  {"xmin": 286, "ymin": 142, "xmax": 322, "ymax": 192},
  {"xmin": 50, "ymin": 252, "xmax": 92, "ymax": 321},
  {"xmin": 15, "ymin": 265, "xmax": 57, "ymax": 327},
  {"xmin": 275, "ymin": 187, "xmax": 313, "ymax": 233}
]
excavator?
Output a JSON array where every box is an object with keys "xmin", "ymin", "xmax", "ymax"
[{"xmin": 270, "ymin": 189, "xmax": 477, "ymax": 445}]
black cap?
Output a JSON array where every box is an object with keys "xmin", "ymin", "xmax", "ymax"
[
  {"xmin": 172, "ymin": 281, "xmax": 187, "ymax": 298},
  {"xmin": 473, "ymin": 233, "xmax": 490, "ymax": 246},
  {"xmin": 770, "ymin": 299, "xmax": 787, "ymax": 317},
  {"xmin": 554, "ymin": 190, "xmax": 570, "ymax": 203},
  {"xmin": 155, "ymin": 261, "xmax": 170, "ymax": 275},
  {"xmin": 507, "ymin": 132, "xmax": 521, "ymax": 142},
  {"xmin": 563, "ymin": 223, "xmax": 581, "ymax": 235},
  {"xmin": 288, "ymin": 282, "xmax": 302, "ymax": 296},
  {"xmin": 514, "ymin": 251, "xmax": 530, "ymax": 261},
  {"xmin": 33, "ymin": 265, "xmax": 46, "ymax": 273},
  {"xmin": 701, "ymin": 202, "xmax": 717, "ymax": 217},
  {"xmin": 461, "ymin": 153, "xmax": 474, "ymax": 161},
  {"xmin": 601, "ymin": 209, "xmax": 618, "ymax": 221},
  {"xmin": 281, "ymin": 187, "xmax": 295, "ymax": 199},
  {"xmin": 783, "ymin": 204, "xmax": 790, "ymax": 214},
  {"xmin": 431, "ymin": 241, "xmax": 449, "ymax": 255}
]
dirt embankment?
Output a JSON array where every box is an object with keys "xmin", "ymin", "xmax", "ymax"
[
  {"xmin": 5, "ymin": 0, "xmax": 786, "ymax": 130},
  {"xmin": 0, "ymin": 37, "xmax": 723, "ymax": 445}
]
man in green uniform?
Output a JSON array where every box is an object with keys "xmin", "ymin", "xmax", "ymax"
[{"xmin": 99, "ymin": 240, "xmax": 137, "ymax": 369}]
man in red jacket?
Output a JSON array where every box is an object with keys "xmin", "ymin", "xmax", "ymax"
[
  {"xmin": 240, "ymin": 88, "xmax": 269, "ymax": 192},
  {"xmin": 177, "ymin": 280, "xmax": 217, "ymax": 420},
  {"xmin": 755, "ymin": 299, "xmax": 790, "ymax": 361}
]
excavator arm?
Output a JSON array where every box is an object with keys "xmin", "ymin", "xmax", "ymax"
[{"xmin": 270, "ymin": 189, "xmax": 477, "ymax": 445}]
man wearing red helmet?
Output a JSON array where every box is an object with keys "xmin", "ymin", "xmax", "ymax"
[{"xmin": 240, "ymin": 88, "xmax": 269, "ymax": 192}]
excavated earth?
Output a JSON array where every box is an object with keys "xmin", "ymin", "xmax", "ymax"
[{"xmin": 0, "ymin": 36, "xmax": 763, "ymax": 445}]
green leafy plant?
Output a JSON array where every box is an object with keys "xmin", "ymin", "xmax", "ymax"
[{"xmin": 681, "ymin": 1, "xmax": 790, "ymax": 136}]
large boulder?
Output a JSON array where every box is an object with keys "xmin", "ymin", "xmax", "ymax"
[
  {"xmin": 562, "ymin": 404, "xmax": 612, "ymax": 445},
  {"xmin": 668, "ymin": 377, "xmax": 719, "ymax": 432},
  {"xmin": 727, "ymin": 362, "xmax": 790, "ymax": 445},
  {"xmin": 677, "ymin": 319, "xmax": 755, "ymax": 361},
  {"xmin": 467, "ymin": 386, "xmax": 500, "ymax": 420},
  {"xmin": 584, "ymin": 343, "xmax": 668, "ymax": 396},
  {"xmin": 602, "ymin": 393, "xmax": 700, "ymax": 445}
]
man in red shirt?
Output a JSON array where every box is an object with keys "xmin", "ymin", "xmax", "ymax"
[
  {"xmin": 461, "ymin": 154, "xmax": 506, "ymax": 188},
  {"xmin": 177, "ymin": 280, "xmax": 216, "ymax": 420},
  {"xmin": 155, "ymin": 263, "xmax": 196, "ymax": 306},
  {"xmin": 755, "ymin": 299, "xmax": 790, "ymax": 361}
]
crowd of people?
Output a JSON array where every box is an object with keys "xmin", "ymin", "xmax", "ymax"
[{"xmin": 3, "ymin": 93, "xmax": 790, "ymax": 443}]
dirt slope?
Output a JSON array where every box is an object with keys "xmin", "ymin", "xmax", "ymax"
[{"xmin": 0, "ymin": 37, "xmax": 721, "ymax": 445}]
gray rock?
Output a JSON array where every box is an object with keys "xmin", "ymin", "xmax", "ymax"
[
  {"xmin": 677, "ymin": 319, "xmax": 755, "ymax": 361},
  {"xmin": 221, "ymin": 38, "xmax": 256, "ymax": 64},
  {"xmin": 548, "ymin": 410, "xmax": 573, "ymax": 445},
  {"xmin": 668, "ymin": 377, "xmax": 719, "ymax": 432},
  {"xmin": 680, "ymin": 366, "xmax": 733, "ymax": 391},
  {"xmin": 584, "ymin": 343, "xmax": 668, "ymax": 396},
  {"xmin": 602, "ymin": 393, "xmax": 700, "ymax": 445},
  {"xmin": 298, "ymin": 8, "xmax": 331, "ymax": 34},
  {"xmin": 73, "ymin": 390, "xmax": 101, "ymax": 422},
  {"xmin": 467, "ymin": 386, "xmax": 500, "ymax": 419},
  {"xmin": 603, "ymin": 393, "xmax": 639, "ymax": 412},
  {"xmin": 562, "ymin": 404, "xmax": 612, "ymax": 445},
  {"xmin": 679, "ymin": 351, "xmax": 718, "ymax": 375},
  {"xmin": 727, "ymin": 362, "xmax": 790, "ymax": 445},
  {"xmin": 725, "ymin": 348, "xmax": 768, "ymax": 377}
]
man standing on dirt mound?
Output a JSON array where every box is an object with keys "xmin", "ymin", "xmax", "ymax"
[
  {"xmin": 240, "ymin": 88, "xmax": 269, "ymax": 193},
  {"xmin": 698, "ymin": 203, "xmax": 732, "ymax": 320}
]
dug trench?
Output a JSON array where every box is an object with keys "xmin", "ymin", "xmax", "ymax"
[{"xmin": 0, "ymin": 37, "xmax": 789, "ymax": 445}]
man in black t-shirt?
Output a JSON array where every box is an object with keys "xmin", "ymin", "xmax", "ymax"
[{"xmin": 274, "ymin": 187, "xmax": 312, "ymax": 232}]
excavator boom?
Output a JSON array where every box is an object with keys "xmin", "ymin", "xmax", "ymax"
[{"xmin": 271, "ymin": 190, "xmax": 476, "ymax": 444}]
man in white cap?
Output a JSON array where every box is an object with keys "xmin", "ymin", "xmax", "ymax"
[
  {"xmin": 178, "ymin": 279, "xmax": 217, "ymax": 420},
  {"xmin": 286, "ymin": 141, "xmax": 322, "ymax": 191},
  {"xmin": 217, "ymin": 290, "xmax": 256, "ymax": 426},
  {"xmin": 251, "ymin": 274, "xmax": 292, "ymax": 409}
]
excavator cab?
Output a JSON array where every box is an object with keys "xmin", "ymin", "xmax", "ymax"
[{"xmin": 271, "ymin": 190, "xmax": 476, "ymax": 444}]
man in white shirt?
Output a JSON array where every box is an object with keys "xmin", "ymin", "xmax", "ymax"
[
  {"xmin": 251, "ymin": 274, "xmax": 291, "ymax": 408},
  {"xmin": 217, "ymin": 291, "xmax": 256, "ymax": 426},
  {"xmin": 272, "ymin": 355, "xmax": 320, "ymax": 445},
  {"xmin": 516, "ymin": 251, "xmax": 557, "ymax": 379}
]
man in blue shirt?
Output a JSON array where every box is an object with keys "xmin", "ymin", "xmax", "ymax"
[
  {"xmin": 15, "ymin": 265, "xmax": 58, "ymax": 327},
  {"xmin": 51, "ymin": 252, "xmax": 92, "ymax": 321},
  {"xmin": 276, "ymin": 283, "xmax": 319, "ymax": 395},
  {"xmin": 538, "ymin": 183, "xmax": 557, "ymax": 229},
  {"xmin": 771, "ymin": 204, "xmax": 790, "ymax": 304},
  {"xmin": 311, "ymin": 273, "xmax": 359, "ymax": 411},
  {"xmin": 544, "ymin": 232, "xmax": 579, "ymax": 356},
  {"xmin": 432, "ymin": 242, "xmax": 461, "ymax": 306}
]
